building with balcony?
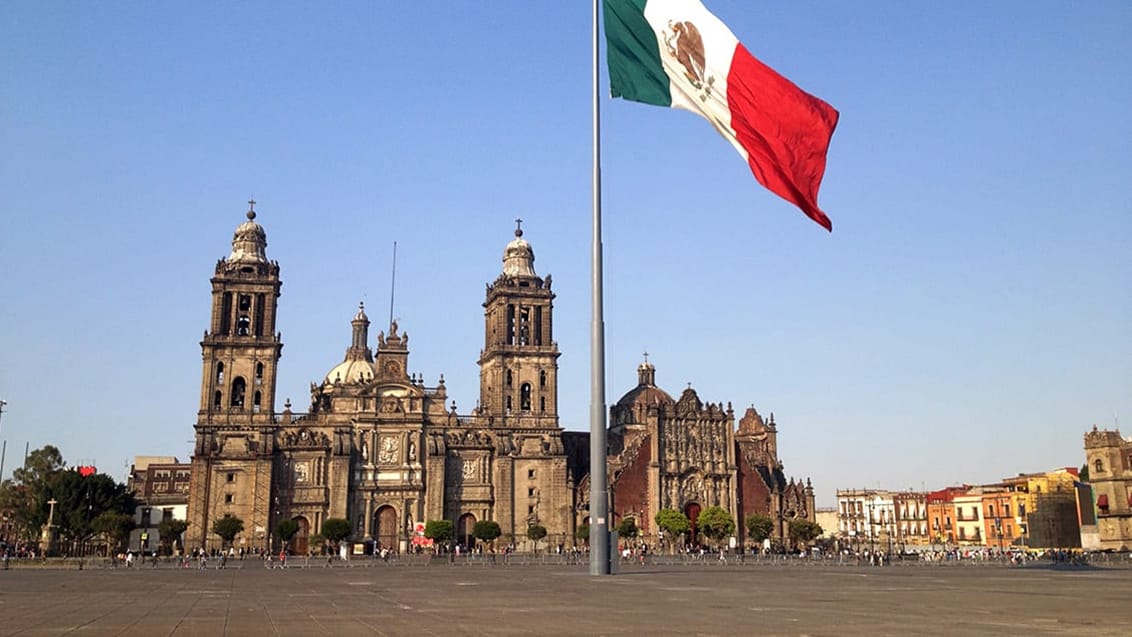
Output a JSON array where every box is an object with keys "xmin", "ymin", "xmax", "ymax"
[{"xmin": 126, "ymin": 456, "xmax": 190, "ymax": 553}]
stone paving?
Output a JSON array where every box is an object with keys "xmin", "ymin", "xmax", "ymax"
[{"xmin": 0, "ymin": 560, "xmax": 1129, "ymax": 636}]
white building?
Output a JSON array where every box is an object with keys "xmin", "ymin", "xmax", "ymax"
[{"xmin": 126, "ymin": 456, "xmax": 190, "ymax": 554}]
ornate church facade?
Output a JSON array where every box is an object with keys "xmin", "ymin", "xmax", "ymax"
[
  {"xmin": 185, "ymin": 205, "xmax": 813, "ymax": 553},
  {"xmin": 597, "ymin": 361, "xmax": 815, "ymax": 549}
]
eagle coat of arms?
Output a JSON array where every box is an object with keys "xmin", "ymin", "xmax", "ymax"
[{"xmin": 663, "ymin": 20, "xmax": 715, "ymax": 102}]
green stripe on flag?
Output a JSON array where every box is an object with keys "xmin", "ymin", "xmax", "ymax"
[{"xmin": 604, "ymin": 0, "xmax": 672, "ymax": 107}]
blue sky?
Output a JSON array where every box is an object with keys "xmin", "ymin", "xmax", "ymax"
[{"xmin": 1, "ymin": 1, "xmax": 1129, "ymax": 506}]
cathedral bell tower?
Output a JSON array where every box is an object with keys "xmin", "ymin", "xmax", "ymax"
[
  {"xmin": 187, "ymin": 201, "xmax": 283, "ymax": 552},
  {"xmin": 198, "ymin": 201, "xmax": 283, "ymax": 424},
  {"xmin": 478, "ymin": 220, "xmax": 560, "ymax": 428}
]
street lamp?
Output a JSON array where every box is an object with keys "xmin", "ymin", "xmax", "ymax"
[
  {"xmin": 0, "ymin": 400, "xmax": 7, "ymax": 481},
  {"xmin": 867, "ymin": 502, "xmax": 876, "ymax": 555}
]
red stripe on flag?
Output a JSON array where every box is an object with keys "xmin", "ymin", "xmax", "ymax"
[{"xmin": 726, "ymin": 44, "xmax": 839, "ymax": 231}]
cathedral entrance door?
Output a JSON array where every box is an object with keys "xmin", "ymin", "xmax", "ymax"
[
  {"xmin": 292, "ymin": 516, "xmax": 310, "ymax": 555},
  {"xmin": 684, "ymin": 502, "xmax": 702, "ymax": 548},
  {"xmin": 457, "ymin": 513, "xmax": 477, "ymax": 551},
  {"xmin": 374, "ymin": 506, "xmax": 398, "ymax": 551}
]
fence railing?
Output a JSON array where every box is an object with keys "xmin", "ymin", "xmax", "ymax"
[{"xmin": 5, "ymin": 550, "xmax": 1131, "ymax": 570}]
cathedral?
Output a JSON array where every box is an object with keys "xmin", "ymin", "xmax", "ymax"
[{"xmin": 185, "ymin": 205, "xmax": 814, "ymax": 554}]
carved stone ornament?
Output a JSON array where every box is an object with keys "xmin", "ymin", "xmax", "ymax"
[
  {"xmin": 283, "ymin": 428, "xmax": 330, "ymax": 448},
  {"xmin": 462, "ymin": 458, "xmax": 479, "ymax": 481},
  {"xmin": 379, "ymin": 436, "xmax": 400, "ymax": 464},
  {"xmin": 294, "ymin": 462, "xmax": 310, "ymax": 484}
]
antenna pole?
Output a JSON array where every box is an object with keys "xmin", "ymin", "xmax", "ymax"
[
  {"xmin": 0, "ymin": 399, "xmax": 6, "ymax": 481},
  {"xmin": 388, "ymin": 241, "xmax": 398, "ymax": 330}
]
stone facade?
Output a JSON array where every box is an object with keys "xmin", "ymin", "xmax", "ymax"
[
  {"xmin": 581, "ymin": 361, "xmax": 815, "ymax": 550},
  {"xmin": 185, "ymin": 209, "xmax": 575, "ymax": 553},
  {"xmin": 185, "ymin": 205, "xmax": 813, "ymax": 554},
  {"xmin": 1084, "ymin": 426, "xmax": 1132, "ymax": 550}
]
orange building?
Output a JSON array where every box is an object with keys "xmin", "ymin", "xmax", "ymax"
[
  {"xmin": 980, "ymin": 486, "xmax": 1018, "ymax": 550},
  {"xmin": 926, "ymin": 486, "xmax": 968, "ymax": 546}
]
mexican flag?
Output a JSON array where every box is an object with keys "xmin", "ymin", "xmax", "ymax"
[{"xmin": 604, "ymin": 0, "xmax": 839, "ymax": 231}]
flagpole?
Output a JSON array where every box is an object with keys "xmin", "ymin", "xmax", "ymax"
[{"xmin": 589, "ymin": 0, "xmax": 611, "ymax": 576}]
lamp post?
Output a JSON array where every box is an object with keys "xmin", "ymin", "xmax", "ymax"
[
  {"xmin": 995, "ymin": 496, "xmax": 1004, "ymax": 556},
  {"xmin": 44, "ymin": 497, "xmax": 57, "ymax": 557},
  {"xmin": 0, "ymin": 400, "xmax": 7, "ymax": 482},
  {"xmin": 867, "ymin": 501, "xmax": 876, "ymax": 555}
]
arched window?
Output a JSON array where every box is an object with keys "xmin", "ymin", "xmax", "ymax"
[
  {"xmin": 506, "ymin": 369, "xmax": 513, "ymax": 388},
  {"xmin": 213, "ymin": 390, "xmax": 222, "ymax": 408},
  {"xmin": 1095, "ymin": 458, "xmax": 1104, "ymax": 473},
  {"xmin": 253, "ymin": 391, "xmax": 262, "ymax": 413},
  {"xmin": 216, "ymin": 362, "xmax": 224, "ymax": 383},
  {"xmin": 506, "ymin": 305, "xmax": 515, "ymax": 344},
  {"xmin": 230, "ymin": 377, "xmax": 246, "ymax": 408},
  {"xmin": 520, "ymin": 383, "xmax": 532, "ymax": 411},
  {"xmin": 506, "ymin": 396, "xmax": 512, "ymax": 412},
  {"xmin": 540, "ymin": 396, "xmax": 546, "ymax": 412},
  {"xmin": 539, "ymin": 370, "xmax": 547, "ymax": 388},
  {"xmin": 237, "ymin": 295, "xmax": 252, "ymax": 336},
  {"xmin": 255, "ymin": 362, "xmax": 264, "ymax": 385},
  {"xmin": 254, "ymin": 294, "xmax": 265, "ymax": 337},
  {"xmin": 219, "ymin": 293, "xmax": 232, "ymax": 335},
  {"xmin": 518, "ymin": 307, "xmax": 531, "ymax": 345}
]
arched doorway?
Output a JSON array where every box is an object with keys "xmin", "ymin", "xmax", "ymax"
[
  {"xmin": 292, "ymin": 516, "xmax": 310, "ymax": 555},
  {"xmin": 457, "ymin": 513, "xmax": 477, "ymax": 550},
  {"xmin": 374, "ymin": 506, "xmax": 398, "ymax": 551},
  {"xmin": 684, "ymin": 502, "xmax": 702, "ymax": 548}
]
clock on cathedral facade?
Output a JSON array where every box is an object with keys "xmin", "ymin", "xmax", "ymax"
[{"xmin": 185, "ymin": 205, "xmax": 814, "ymax": 554}]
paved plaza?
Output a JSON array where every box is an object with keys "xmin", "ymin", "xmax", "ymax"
[{"xmin": 0, "ymin": 560, "xmax": 1129, "ymax": 636}]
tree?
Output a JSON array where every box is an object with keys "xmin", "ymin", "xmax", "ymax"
[
  {"xmin": 575, "ymin": 523, "xmax": 590, "ymax": 544},
  {"xmin": 12, "ymin": 445, "xmax": 66, "ymax": 488},
  {"xmin": 46, "ymin": 470, "xmax": 137, "ymax": 555},
  {"xmin": 655, "ymin": 508, "xmax": 690, "ymax": 554},
  {"xmin": 211, "ymin": 514, "xmax": 245, "ymax": 548},
  {"xmin": 321, "ymin": 518, "xmax": 352, "ymax": 554},
  {"xmin": 0, "ymin": 445, "xmax": 66, "ymax": 544},
  {"xmin": 527, "ymin": 524, "xmax": 548, "ymax": 553},
  {"xmin": 472, "ymin": 520, "xmax": 502, "ymax": 547},
  {"xmin": 696, "ymin": 506, "xmax": 735, "ymax": 549},
  {"xmin": 788, "ymin": 519, "xmax": 824, "ymax": 549},
  {"xmin": 423, "ymin": 520, "xmax": 454, "ymax": 548},
  {"xmin": 308, "ymin": 533, "xmax": 327, "ymax": 555},
  {"xmin": 91, "ymin": 511, "xmax": 134, "ymax": 555},
  {"xmin": 615, "ymin": 517, "xmax": 639, "ymax": 540},
  {"xmin": 157, "ymin": 518, "xmax": 189, "ymax": 555},
  {"xmin": 276, "ymin": 519, "xmax": 300, "ymax": 548},
  {"xmin": 745, "ymin": 513, "xmax": 775, "ymax": 546}
]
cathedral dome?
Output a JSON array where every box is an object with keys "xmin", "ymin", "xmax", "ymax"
[
  {"xmin": 325, "ymin": 302, "xmax": 376, "ymax": 385},
  {"xmin": 614, "ymin": 361, "xmax": 675, "ymax": 412},
  {"xmin": 324, "ymin": 358, "xmax": 376, "ymax": 385},
  {"xmin": 502, "ymin": 221, "xmax": 537, "ymax": 278},
  {"xmin": 229, "ymin": 203, "xmax": 268, "ymax": 265}
]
